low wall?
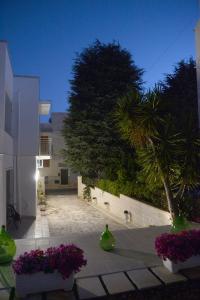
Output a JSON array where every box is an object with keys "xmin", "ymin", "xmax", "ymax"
[{"xmin": 78, "ymin": 176, "xmax": 171, "ymax": 227}]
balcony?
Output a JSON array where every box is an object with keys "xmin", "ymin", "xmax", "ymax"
[
  {"xmin": 39, "ymin": 100, "xmax": 51, "ymax": 115},
  {"xmin": 38, "ymin": 136, "xmax": 52, "ymax": 159}
]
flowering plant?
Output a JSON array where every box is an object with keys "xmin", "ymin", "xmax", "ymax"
[
  {"xmin": 12, "ymin": 244, "xmax": 87, "ymax": 279},
  {"xmin": 155, "ymin": 230, "xmax": 200, "ymax": 263}
]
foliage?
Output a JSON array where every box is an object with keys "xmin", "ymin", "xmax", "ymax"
[
  {"xmin": 160, "ymin": 58, "xmax": 198, "ymax": 132},
  {"xmin": 155, "ymin": 230, "xmax": 200, "ymax": 263},
  {"xmin": 115, "ymin": 87, "xmax": 200, "ymax": 218},
  {"xmin": 37, "ymin": 181, "xmax": 46, "ymax": 205},
  {"xmin": 12, "ymin": 244, "xmax": 87, "ymax": 279},
  {"xmin": 97, "ymin": 175, "xmax": 167, "ymax": 210},
  {"xmin": 83, "ymin": 185, "xmax": 91, "ymax": 201},
  {"xmin": 65, "ymin": 48, "xmax": 199, "ymax": 218},
  {"xmin": 63, "ymin": 40, "xmax": 143, "ymax": 181}
]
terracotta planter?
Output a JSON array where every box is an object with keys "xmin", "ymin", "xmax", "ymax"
[
  {"xmin": 16, "ymin": 271, "xmax": 74, "ymax": 298},
  {"xmin": 163, "ymin": 256, "xmax": 200, "ymax": 273}
]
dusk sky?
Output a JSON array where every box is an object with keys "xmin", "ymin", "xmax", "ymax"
[{"xmin": 0, "ymin": 0, "xmax": 198, "ymax": 114}]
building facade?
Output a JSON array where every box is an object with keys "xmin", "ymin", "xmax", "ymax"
[
  {"xmin": 0, "ymin": 41, "xmax": 50, "ymax": 226},
  {"xmin": 38, "ymin": 112, "xmax": 77, "ymax": 191}
]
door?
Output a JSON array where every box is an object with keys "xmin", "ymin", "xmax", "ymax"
[
  {"xmin": 6, "ymin": 169, "xmax": 14, "ymax": 205},
  {"xmin": 60, "ymin": 169, "xmax": 68, "ymax": 185}
]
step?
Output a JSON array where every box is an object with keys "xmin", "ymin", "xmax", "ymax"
[
  {"xmin": 101, "ymin": 272, "xmax": 135, "ymax": 295},
  {"xmin": 127, "ymin": 268, "xmax": 162, "ymax": 289}
]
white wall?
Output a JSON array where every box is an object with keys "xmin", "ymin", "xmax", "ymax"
[
  {"xmin": 78, "ymin": 176, "xmax": 171, "ymax": 227},
  {"xmin": 0, "ymin": 157, "xmax": 6, "ymax": 226},
  {"xmin": 17, "ymin": 156, "xmax": 37, "ymax": 217},
  {"xmin": 0, "ymin": 41, "xmax": 48, "ymax": 224},
  {"xmin": 13, "ymin": 76, "xmax": 39, "ymax": 217},
  {"xmin": 0, "ymin": 42, "xmax": 13, "ymax": 156},
  {"xmin": 0, "ymin": 42, "xmax": 14, "ymax": 226},
  {"xmin": 14, "ymin": 76, "xmax": 39, "ymax": 156}
]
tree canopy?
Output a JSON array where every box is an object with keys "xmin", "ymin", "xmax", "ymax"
[
  {"xmin": 63, "ymin": 40, "xmax": 143, "ymax": 181},
  {"xmin": 63, "ymin": 43, "xmax": 199, "ymax": 219},
  {"xmin": 160, "ymin": 58, "xmax": 198, "ymax": 131}
]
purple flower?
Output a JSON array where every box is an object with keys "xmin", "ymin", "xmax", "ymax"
[
  {"xmin": 155, "ymin": 230, "xmax": 200, "ymax": 263},
  {"xmin": 12, "ymin": 244, "xmax": 87, "ymax": 279}
]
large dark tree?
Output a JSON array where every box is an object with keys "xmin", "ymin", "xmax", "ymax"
[
  {"xmin": 63, "ymin": 40, "xmax": 143, "ymax": 180},
  {"xmin": 161, "ymin": 58, "xmax": 198, "ymax": 131}
]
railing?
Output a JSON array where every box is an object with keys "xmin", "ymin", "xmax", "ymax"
[{"xmin": 39, "ymin": 137, "xmax": 52, "ymax": 156}]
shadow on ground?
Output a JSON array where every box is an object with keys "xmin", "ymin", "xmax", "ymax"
[
  {"xmin": 112, "ymin": 247, "xmax": 159, "ymax": 265},
  {"xmin": 8, "ymin": 217, "xmax": 36, "ymax": 239}
]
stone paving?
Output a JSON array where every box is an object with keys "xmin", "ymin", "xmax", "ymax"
[
  {"xmin": 5, "ymin": 191, "xmax": 200, "ymax": 299},
  {"xmin": 45, "ymin": 192, "xmax": 126, "ymax": 237}
]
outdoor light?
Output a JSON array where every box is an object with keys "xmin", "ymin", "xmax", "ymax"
[{"xmin": 35, "ymin": 169, "xmax": 40, "ymax": 182}]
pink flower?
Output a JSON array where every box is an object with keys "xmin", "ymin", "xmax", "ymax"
[
  {"xmin": 12, "ymin": 244, "xmax": 87, "ymax": 279},
  {"xmin": 155, "ymin": 230, "xmax": 200, "ymax": 263}
]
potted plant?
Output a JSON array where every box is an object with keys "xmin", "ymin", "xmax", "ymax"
[
  {"xmin": 13, "ymin": 244, "xmax": 87, "ymax": 297},
  {"xmin": 155, "ymin": 230, "xmax": 200, "ymax": 273}
]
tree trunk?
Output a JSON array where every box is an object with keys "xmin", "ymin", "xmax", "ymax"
[
  {"xmin": 161, "ymin": 175, "xmax": 179, "ymax": 220},
  {"xmin": 147, "ymin": 138, "xmax": 179, "ymax": 220}
]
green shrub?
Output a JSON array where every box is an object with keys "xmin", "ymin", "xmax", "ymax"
[
  {"xmin": 83, "ymin": 185, "xmax": 91, "ymax": 201},
  {"xmin": 97, "ymin": 177, "xmax": 168, "ymax": 211}
]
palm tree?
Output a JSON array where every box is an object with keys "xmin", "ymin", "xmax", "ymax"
[{"xmin": 116, "ymin": 88, "xmax": 200, "ymax": 220}]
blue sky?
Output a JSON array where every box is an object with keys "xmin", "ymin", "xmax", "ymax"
[{"xmin": 0, "ymin": 0, "xmax": 198, "ymax": 114}]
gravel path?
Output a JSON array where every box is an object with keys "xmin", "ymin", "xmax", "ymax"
[{"xmin": 45, "ymin": 192, "xmax": 126, "ymax": 236}]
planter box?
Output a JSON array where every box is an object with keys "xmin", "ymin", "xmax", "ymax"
[
  {"xmin": 163, "ymin": 256, "xmax": 200, "ymax": 273},
  {"xmin": 16, "ymin": 271, "xmax": 74, "ymax": 298}
]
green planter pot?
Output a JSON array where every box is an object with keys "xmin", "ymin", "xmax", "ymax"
[
  {"xmin": 171, "ymin": 215, "xmax": 190, "ymax": 233},
  {"xmin": 0, "ymin": 226, "xmax": 16, "ymax": 264},
  {"xmin": 100, "ymin": 224, "xmax": 115, "ymax": 251}
]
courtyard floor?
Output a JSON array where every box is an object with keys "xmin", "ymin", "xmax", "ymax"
[
  {"xmin": 11, "ymin": 191, "xmax": 170, "ymax": 278},
  {"xmin": 45, "ymin": 191, "xmax": 126, "ymax": 237},
  {"xmin": 5, "ymin": 191, "xmax": 199, "ymax": 299}
]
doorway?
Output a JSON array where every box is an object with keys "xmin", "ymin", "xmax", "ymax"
[
  {"xmin": 60, "ymin": 169, "xmax": 68, "ymax": 185},
  {"xmin": 6, "ymin": 169, "xmax": 14, "ymax": 206}
]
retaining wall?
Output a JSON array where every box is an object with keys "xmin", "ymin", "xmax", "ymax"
[{"xmin": 78, "ymin": 176, "xmax": 171, "ymax": 227}]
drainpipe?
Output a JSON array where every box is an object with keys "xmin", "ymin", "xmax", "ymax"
[{"xmin": 195, "ymin": 20, "xmax": 200, "ymax": 127}]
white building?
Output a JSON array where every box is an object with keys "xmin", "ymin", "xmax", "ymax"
[
  {"xmin": 0, "ymin": 41, "xmax": 50, "ymax": 226},
  {"xmin": 38, "ymin": 112, "xmax": 77, "ymax": 191}
]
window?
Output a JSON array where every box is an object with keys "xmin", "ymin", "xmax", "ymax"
[
  {"xmin": 43, "ymin": 159, "xmax": 50, "ymax": 168},
  {"xmin": 37, "ymin": 159, "xmax": 43, "ymax": 168},
  {"xmin": 5, "ymin": 94, "xmax": 12, "ymax": 136}
]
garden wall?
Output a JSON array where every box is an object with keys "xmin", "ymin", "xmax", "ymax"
[{"xmin": 78, "ymin": 176, "xmax": 171, "ymax": 227}]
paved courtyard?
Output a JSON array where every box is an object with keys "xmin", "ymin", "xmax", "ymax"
[
  {"xmin": 12, "ymin": 191, "xmax": 170, "ymax": 278},
  {"xmin": 6, "ymin": 191, "xmax": 187, "ymax": 300},
  {"xmin": 45, "ymin": 191, "xmax": 126, "ymax": 237}
]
